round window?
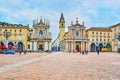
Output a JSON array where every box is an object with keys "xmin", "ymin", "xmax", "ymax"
[
  {"xmin": 76, "ymin": 31, "xmax": 79, "ymax": 36},
  {"xmin": 39, "ymin": 30, "xmax": 43, "ymax": 35}
]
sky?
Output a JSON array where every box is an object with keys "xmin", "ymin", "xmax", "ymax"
[{"xmin": 0, "ymin": 0, "xmax": 120, "ymax": 41}]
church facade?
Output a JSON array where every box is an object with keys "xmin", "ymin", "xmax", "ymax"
[
  {"xmin": 52, "ymin": 13, "xmax": 89, "ymax": 52},
  {"xmin": 52, "ymin": 13, "xmax": 120, "ymax": 52},
  {"xmin": 29, "ymin": 18, "xmax": 52, "ymax": 51},
  {"xmin": 60, "ymin": 21, "xmax": 89, "ymax": 52}
]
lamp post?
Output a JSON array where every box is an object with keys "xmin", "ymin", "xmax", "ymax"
[{"xmin": 3, "ymin": 30, "xmax": 11, "ymax": 48}]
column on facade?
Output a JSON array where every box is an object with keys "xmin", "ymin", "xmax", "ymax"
[
  {"xmin": 73, "ymin": 41, "xmax": 76, "ymax": 51},
  {"xmin": 34, "ymin": 41, "xmax": 37, "ymax": 51},
  {"xmin": 66, "ymin": 41, "xmax": 68, "ymax": 52},
  {"xmin": 69, "ymin": 41, "xmax": 71, "ymax": 52},
  {"xmin": 85, "ymin": 42, "xmax": 86, "ymax": 51},
  {"xmin": 30, "ymin": 42, "xmax": 32, "ymax": 51},
  {"xmin": 68, "ymin": 42, "xmax": 69, "ymax": 51},
  {"xmin": 44, "ymin": 41, "xmax": 48, "ymax": 51},
  {"xmin": 68, "ymin": 41, "xmax": 70, "ymax": 52},
  {"xmin": 81, "ymin": 41, "xmax": 83, "ymax": 52},
  {"xmin": 84, "ymin": 42, "xmax": 86, "ymax": 51},
  {"xmin": 83, "ymin": 29, "xmax": 85, "ymax": 38},
  {"xmin": 70, "ymin": 41, "xmax": 72, "ymax": 52},
  {"xmin": 49, "ymin": 42, "xmax": 51, "ymax": 51},
  {"xmin": 36, "ymin": 41, "xmax": 38, "ymax": 51},
  {"xmin": 72, "ymin": 41, "xmax": 74, "ymax": 52},
  {"xmin": 80, "ymin": 30, "xmax": 82, "ymax": 37},
  {"xmin": 64, "ymin": 42, "xmax": 66, "ymax": 52},
  {"xmin": 33, "ymin": 29, "xmax": 35, "ymax": 36},
  {"xmin": 71, "ymin": 41, "xmax": 73, "ymax": 52},
  {"xmin": 47, "ymin": 29, "xmax": 49, "ymax": 37},
  {"xmin": 83, "ymin": 41, "xmax": 85, "ymax": 51},
  {"xmin": 48, "ymin": 42, "xmax": 49, "ymax": 51},
  {"xmin": 45, "ymin": 28, "xmax": 47, "ymax": 37},
  {"xmin": 83, "ymin": 42, "xmax": 85, "ymax": 51},
  {"xmin": 37, "ymin": 41, "xmax": 39, "ymax": 51},
  {"xmin": 86, "ymin": 42, "xmax": 88, "ymax": 51},
  {"xmin": 56, "ymin": 42, "xmax": 59, "ymax": 51},
  {"xmin": 32, "ymin": 41, "xmax": 34, "ymax": 51}
]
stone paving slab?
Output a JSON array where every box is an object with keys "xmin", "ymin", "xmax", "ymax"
[
  {"xmin": 0, "ymin": 52, "xmax": 120, "ymax": 80},
  {"xmin": 0, "ymin": 52, "xmax": 47, "ymax": 67},
  {"xmin": 0, "ymin": 52, "xmax": 61, "ymax": 74}
]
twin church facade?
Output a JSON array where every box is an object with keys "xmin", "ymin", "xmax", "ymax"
[{"xmin": 0, "ymin": 13, "xmax": 120, "ymax": 52}]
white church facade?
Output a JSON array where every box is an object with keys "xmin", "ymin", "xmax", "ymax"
[{"xmin": 29, "ymin": 18, "xmax": 52, "ymax": 52}]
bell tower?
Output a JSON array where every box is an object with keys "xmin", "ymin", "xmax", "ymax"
[{"xmin": 59, "ymin": 12, "xmax": 65, "ymax": 41}]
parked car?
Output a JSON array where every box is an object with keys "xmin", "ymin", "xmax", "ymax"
[{"xmin": 3, "ymin": 49, "xmax": 15, "ymax": 54}]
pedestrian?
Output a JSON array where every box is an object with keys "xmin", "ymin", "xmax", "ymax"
[
  {"xmin": 24, "ymin": 50, "xmax": 27, "ymax": 55},
  {"xmin": 69, "ymin": 50, "xmax": 71, "ymax": 53},
  {"xmin": 97, "ymin": 49, "xmax": 99, "ymax": 55},
  {"xmin": 85, "ymin": 50, "xmax": 88, "ymax": 55},
  {"xmin": 19, "ymin": 50, "xmax": 21, "ymax": 55},
  {"xmin": 82, "ymin": 51, "xmax": 84, "ymax": 55}
]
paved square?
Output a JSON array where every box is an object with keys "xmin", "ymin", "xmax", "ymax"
[{"xmin": 0, "ymin": 52, "xmax": 120, "ymax": 80}]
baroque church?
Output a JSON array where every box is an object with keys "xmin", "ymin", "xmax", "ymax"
[
  {"xmin": 52, "ymin": 13, "xmax": 89, "ymax": 52},
  {"xmin": 29, "ymin": 18, "xmax": 52, "ymax": 51}
]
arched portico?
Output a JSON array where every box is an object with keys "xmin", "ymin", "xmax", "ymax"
[
  {"xmin": 8, "ymin": 42, "xmax": 14, "ymax": 46},
  {"xmin": 106, "ymin": 43, "xmax": 112, "ymax": 51},
  {"xmin": 18, "ymin": 42, "xmax": 24, "ymax": 51},
  {"xmin": 91, "ymin": 43, "xmax": 96, "ymax": 52},
  {"xmin": 99, "ymin": 43, "xmax": 103, "ymax": 52},
  {"xmin": 0, "ymin": 42, "xmax": 4, "ymax": 46}
]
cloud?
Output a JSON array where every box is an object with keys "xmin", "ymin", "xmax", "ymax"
[{"xmin": 0, "ymin": 0, "xmax": 120, "ymax": 41}]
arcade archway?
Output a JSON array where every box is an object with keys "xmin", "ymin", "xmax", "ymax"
[
  {"xmin": 99, "ymin": 43, "xmax": 103, "ymax": 52},
  {"xmin": 106, "ymin": 43, "xmax": 112, "ymax": 51},
  {"xmin": 8, "ymin": 42, "xmax": 14, "ymax": 46},
  {"xmin": 0, "ymin": 42, "xmax": 4, "ymax": 46},
  {"xmin": 18, "ymin": 42, "xmax": 24, "ymax": 51},
  {"xmin": 91, "ymin": 43, "xmax": 96, "ymax": 52}
]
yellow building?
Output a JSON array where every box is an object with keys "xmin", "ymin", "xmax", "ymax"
[
  {"xmin": 86, "ymin": 27, "xmax": 112, "ymax": 52},
  {"xmin": 111, "ymin": 23, "xmax": 120, "ymax": 51},
  {"xmin": 0, "ymin": 22, "xmax": 29, "ymax": 51}
]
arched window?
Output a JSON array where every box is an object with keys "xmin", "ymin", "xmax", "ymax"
[{"xmin": 39, "ymin": 30, "xmax": 43, "ymax": 35}]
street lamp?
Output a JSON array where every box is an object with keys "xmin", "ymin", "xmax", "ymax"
[{"xmin": 3, "ymin": 30, "xmax": 11, "ymax": 48}]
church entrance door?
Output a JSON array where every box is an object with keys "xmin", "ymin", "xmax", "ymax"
[
  {"xmin": 39, "ymin": 45, "xmax": 43, "ymax": 51},
  {"xmin": 76, "ymin": 45, "xmax": 80, "ymax": 52}
]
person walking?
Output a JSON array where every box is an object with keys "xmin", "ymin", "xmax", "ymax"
[
  {"xmin": 19, "ymin": 50, "xmax": 21, "ymax": 55},
  {"xmin": 85, "ymin": 50, "xmax": 88, "ymax": 55},
  {"xmin": 82, "ymin": 51, "xmax": 84, "ymax": 55},
  {"xmin": 97, "ymin": 49, "xmax": 99, "ymax": 55},
  {"xmin": 24, "ymin": 50, "xmax": 27, "ymax": 55}
]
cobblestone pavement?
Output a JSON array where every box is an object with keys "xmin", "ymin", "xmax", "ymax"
[
  {"xmin": 0, "ymin": 52, "xmax": 120, "ymax": 80},
  {"xmin": 0, "ymin": 52, "xmax": 47, "ymax": 67}
]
